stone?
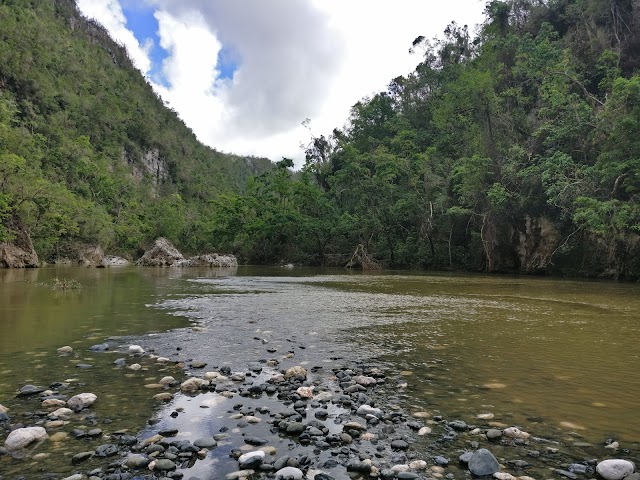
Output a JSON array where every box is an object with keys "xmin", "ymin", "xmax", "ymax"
[
  {"xmin": 596, "ymin": 459, "xmax": 635, "ymax": 480},
  {"xmin": 124, "ymin": 453, "xmax": 150, "ymax": 469},
  {"xmin": 193, "ymin": 437, "xmax": 218, "ymax": 448},
  {"xmin": 418, "ymin": 426, "xmax": 432, "ymax": 436},
  {"xmin": 238, "ymin": 450, "xmax": 266, "ymax": 469},
  {"xmin": 468, "ymin": 449, "xmax": 500, "ymax": 476},
  {"xmin": 391, "ymin": 439, "xmax": 409, "ymax": 450},
  {"xmin": 493, "ymin": 473, "xmax": 516, "ymax": 480},
  {"xmin": 71, "ymin": 452, "xmax": 93, "ymax": 465},
  {"xmin": 128, "ymin": 345, "xmax": 145, "ymax": 354},
  {"xmin": 128, "ymin": 363, "xmax": 142, "ymax": 370},
  {"xmin": 153, "ymin": 392, "xmax": 173, "ymax": 402},
  {"xmin": 409, "ymin": 460, "xmax": 428, "ymax": 470},
  {"xmin": 181, "ymin": 377, "xmax": 207, "ymax": 393},
  {"xmin": 354, "ymin": 375, "xmax": 377, "ymax": 386},
  {"xmin": 356, "ymin": 404, "xmax": 382, "ymax": 417},
  {"xmin": 486, "ymin": 429, "xmax": 503, "ymax": 440},
  {"xmin": 285, "ymin": 366, "xmax": 307, "ymax": 380},
  {"xmin": 68, "ymin": 393, "xmax": 97, "ymax": 411},
  {"xmin": 159, "ymin": 376, "xmax": 177, "ymax": 385},
  {"xmin": 296, "ymin": 386, "xmax": 314, "ymax": 398},
  {"xmin": 191, "ymin": 361, "xmax": 207, "ymax": 368},
  {"xmin": 0, "ymin": 231, "xmax": 39, "ymax": 267},
  {"xmin": 42, "ymin": 398, "xmax": 66, "ymax": 408},
  {"xmin": 89, "ymin": 343, "xmax": 110, "ymax": 351},
  {"xmin": 57, "ymin": 346, "xmax": 73, "ymax": 354},
  {"xmin": 154, "ymin": 458, "xmax": 177, "ymax": 471},
  {"xmin": 136, "ymin": 237, "xmax": 184, "ymax": 266},
  {"xmin": 50, "ymin": 407, "xmax": 74, "ymax": 419},
  {"xmin": 244, "ymin": 436, "xmax": 268, "ymax": 446},
  {"xmin": 503, "ymin": 427, "xmax": 529, "ymax": 439},
  {"xmin": 100, "ymin": 255, "xmax": 129, "ymax": 267},
  {"xmin": 0, "ymin": 403, "xmax": 7, "ymax": 414},
  {"xmin": 4, "ymin": 427, "xmax": 48, "ymax": 450},
  {"xmin": 176, "ymin": 253, "xmax": 238, "ymax": 268},
  {"xmin": 275, "ymin": 466, "xmax": 304, "ymax": 480},
  {"xmin": 226, "ymin": 471, "xmax": 256, "ymax": 480},
  {"xmin": 18, "ymin": 384, "xmax": 45, "ymax": 396},
  {"xmin": 94, "ymin": 444, "xmax": 118, "ymax": 457}
]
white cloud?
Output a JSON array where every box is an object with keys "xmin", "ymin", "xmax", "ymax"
[
  {"xmin": 76, "ymin": 0, "xmax": 153, "ymax": 75},
  {"xmin": 76, "ymin": 0, "xmax": 488, "ymax": 167}
]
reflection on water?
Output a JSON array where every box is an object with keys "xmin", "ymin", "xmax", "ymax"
[{"xmin": 1, "ymin": 267, "xmax": 639, "ymax": 476}]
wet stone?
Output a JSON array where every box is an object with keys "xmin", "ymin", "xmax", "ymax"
[
  {"xmin": 391, "ymin": 439, "xmax": 409, "ymax": 450},
  {"xmin": 71, "ymin": 452, "xmax": 93, "ymax": 464},
  {"xmin": 18, "ymin": 384, "xmax": 45, "ymax": 396},
  {"xmin": 95, "ymin": 444, "xmax": 119, "ymax": 457},
  {"xmin": 154, "ymin": 459, "xmax": 177, "ymax": 471},
  {"xmin": 193, "ymin": 437, "xmax": 217, "ymax": 448},
  {"xmin": 244, "ymin": 436, "xmax": 268, "ymax": 446}
]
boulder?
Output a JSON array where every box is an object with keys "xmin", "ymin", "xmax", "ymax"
[
  {"xmin": 77, "ymin": 245, "xmax": 104, "ymax": 266},
  {"xmin": 180, "ymin": 377, "xmax": 207, "ymax": 393},
  {"xmin": 285, "ymin": 366, "xmax": 307, "ymax": 380},
  {"xmin": 175, "ymin": 253, "xmax": 238, "ymax": 267},
  {"xmin": 4, "ymin": 426, "xmax": 48, "ymax": 450},
  {"xmin": 136, "ymin": 237, "xmax": 184, "ymax": 266},
  {"xmin": 596, "ymin": 459, "xmax": 635, "ymax": 480},
  {"xmin": 0, "ymin": 240, "xmax": 38, "ymax": 268}
]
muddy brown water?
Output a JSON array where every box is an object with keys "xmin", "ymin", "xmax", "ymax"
[{"xmin": 0, "ymin": 266, "xmax": 639, "ymax": 477}]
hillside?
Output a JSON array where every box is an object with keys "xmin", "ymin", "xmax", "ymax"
[
  {"xmin": 0, "ymin": 0, "xmax": 272, "ymax": 264},
  {"xmin": 202, "ymin": 0, "xmax": 640, "ymax": 279}
]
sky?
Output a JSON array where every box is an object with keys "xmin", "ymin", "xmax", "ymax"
[{"xmin": 76, "ymin": 0, "xmax": 488, "ymax": 167}]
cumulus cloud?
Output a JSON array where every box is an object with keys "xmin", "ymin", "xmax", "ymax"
[
  {"xmin": 76, "ymin": 0, "xmax": 153, "ymax": 75},
  {"xmin": 76, "ymin": 0, "xmax": 488, "ymax": 165}
]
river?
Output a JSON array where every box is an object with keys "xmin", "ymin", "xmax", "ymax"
[{"xmin": 0, "ymin": 266, "xmax": 638, "ymax": 477}]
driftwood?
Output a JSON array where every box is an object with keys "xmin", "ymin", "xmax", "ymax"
[{"xmin": 346, "ymin": 244, "xmax": 381, "ymax": 270}]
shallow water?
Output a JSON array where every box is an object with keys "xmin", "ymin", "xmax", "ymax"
[{"xmin": 1, "ymin": 267, "xmax": 639, "ymax": 476}]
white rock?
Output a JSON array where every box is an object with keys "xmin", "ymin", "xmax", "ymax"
[
  {"xmin": 238, "ymin": 450, "xmax": 265, "ymax": 467},
  {"xmin": 314, "ymin": 392, "xmax": 333, "ymax": 402},
  {"xmin": 0, "ymin": 403, "xmax": 8, "ymax": 414},
  {"xmin": 596, "ymin": 459, "xmax": 635, "ymax": 480},
  {"xmin": 57, "ymin": 346, "xmax": 73, "ymax": 354},
  {"xmin": 391, "ymin": 464, "xmax": 410, "ymax": 473},
  {"xmin": 503, "ymin": 427, "xmax": 530, "ymax": 439},
  {"xmin": 156, "ymin": 357, "xmax": 170, "ymax": 363},
  {"xmin": 62, "ymin": 475, "xmax": 87, "ymax": 480},
  {"xmin": 4, "ymin": 426, "xmax": 48, "ymax": 450},
  {"xmin": 181, "ymin": 377, "xmax": 207, "ymax": 393},
  {"xmin": 158, "ymin": 376, "xmax": 176, "ymax": 385},
  {"xmin": 356, "ymin": 405, "xmax": 382, "ymax": 417},
  {"xmin": 296, "ymin": 386, "xmax": 314, "ymax": 398},
  {"xmin": 42, "ymin": 399, "xmax": 66, "ymax": 409},
  {"xmin": 226, "ymin": 471, "xmax": 255, "ymax": 480},
  {"xmin": 605, "ymin": 442, "xmax": 620, "ymax": 450},
  {"xmin": 418, "ymin": 426, "xmax": 432, "ymax": 436},
  {"xmin": 275, "ymin": 466, "xmax": 304, "ymax": 480},
  {"xmin": 494, "ymin": 473, "xmax": 517, "ymax": 480},
  {"xmin": 50, "ymin": 408, "xmax": 74, "ymax": 419},
  {"xmin": 67, "ymin": 393, "xmax": 97, "ymax": 411},
  {"xmin": 478, "ymin": 413, "xmax": 495, "ymax": 420},
  {"xmin": 203, "ymin": 371, "xmax": 222, "ymax": 381},
  {"xmin": 128, "ymin": 345, "xmax": 145, "ymax": 354},
  {"xmin": 128, "ymin": 363, "xmax": 142, "ymax": 371},
  {"xmin": 354, "ymin": 375, "xmax": 377, "ymax": 386},
  {"xmin": 409, "ymin": 460, "xmax": 428, "ymax": 470}
]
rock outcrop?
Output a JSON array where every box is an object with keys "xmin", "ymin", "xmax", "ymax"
[
  {"xmin": 137, "ymin": 238, "xmax": 237, "ymax": 267},
  {"xmin": 136, "ymin": 238, "xmax": 184, "ymax": 266},
  {"xmin": 0, "ymin": 221, "xmax": 39, "ymax": 268}
]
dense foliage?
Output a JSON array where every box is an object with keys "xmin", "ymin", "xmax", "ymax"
[
  {"xmin": 0, "ymin": 0, "xmax": 271, "ymax": 260},
  {"xmin": 208, "ymin": 0, "xmax": 640, "ymax": 278}
]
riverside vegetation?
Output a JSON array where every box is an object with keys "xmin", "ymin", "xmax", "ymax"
[{"xmin": 1, "ymin": 0, "xmax": 640, "ymax": 278}]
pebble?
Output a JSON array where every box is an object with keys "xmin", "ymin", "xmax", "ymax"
[
  {"xmin": 89, "ymin": 342, "xmax": 109, "ymax": 351},
  {"xmin": 154, "ymin": 458, "xmax": 177, "ymax": 471},
  {"xmin": 125, "ymin": 453, "xmax": 150, "ymax": 469},
  {"xmin": 67, "ymin": 392, "xmax": 97, "ymax": 411},
  {"xmin": 226, "ymin": 470, "xmax": 255, "ymax": 480},
  {"xmin": 181, "ymin": 377, "xmax": 207, "ymax": 393},
  {"xmin": 128, "ymin": 344, "xmax": 145, "ymax": 354},
  {"xmin": 153, "ymin": 392, "xmax": 174, "ymax": 402},
  {"xmin": 418, "ymin": 426, "xmax": 432, "ymax": 435},
  {"xmin": 285, "ymin": 366, "xmax": 307, "ymax": 380},
  {"xmin": 275, "ymin": 466, "xmax": 304, "ymax": 479},
  {"xmin": 128, "ymin": 363, "xmax": 142, "ymax": 370},
  {"xmin": 493, "ymin": 473, "xmax": 516, "ymax": 480},
  {"xmin": 193, "ymin": 437, "xmax": 218, "ymax": 448},
  {"xmin": 4, "ymin": 427, "xmax": 48, "ymax": 450},
  {"xmin": 57, "ymin": 346, "xmax": 73, "ymax": 354},
  {"xmin": 503, "ymin": 427, "xmax": 530, "ymax": 439},
  {"xmin": 238, "ymin": 450, "xmax": 265, "ymax": 469},
  {"xmin": 71, "ymin": 452, "xmax": 94, "ymax": 465},
  {"xmin": 356, "ymin": 404, "xmax": 382, "ymax": 417}
]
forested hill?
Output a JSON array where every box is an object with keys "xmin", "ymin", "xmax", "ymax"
[
  {"xmin": 203, "ymin": 0, "xmax": 640, "ymax": 279},
  {"xmin": 0, "ymin": 0, "xmax": 272, "ymax": 262}
]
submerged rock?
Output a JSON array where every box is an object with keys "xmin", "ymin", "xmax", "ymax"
[
  {"xmin": 468, "ymin": 449, "xmax": 500, "ymax": 476},
  {"xmin": 67, "ymin": 393, "xmax": 97, "ymax": 411},
  {"xmin": 4, "ymin": 427, "xmax": 48, "ymax": 450}
]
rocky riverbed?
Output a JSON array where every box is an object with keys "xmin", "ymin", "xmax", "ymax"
[{"xmin": 0, "ymin": 332, "xmax": 638, "ymax": 480}]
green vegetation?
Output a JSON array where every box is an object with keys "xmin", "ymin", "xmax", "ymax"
[
  {"xmin": 205, "ymin": 0, "xmax": 640, "ymax": 278},
  {"xmin": 0, "ymin": 0, "xmax": 271, "ymax": 261},
  {"xmin": 2, "ymin": 0, "xmax": 640, "ymax": 278}
]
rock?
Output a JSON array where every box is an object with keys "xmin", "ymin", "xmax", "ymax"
[
  {"xmin": 190, "ymin": 361, "xmax": 207, "ymax": 368},
  {"xmin": 596, "ymin": 459, "xmax": 635, "ymax": 480},
  {"xmin": 124, "ymin": 453, "xmax": 150, "ymax": 469},
  {"xmin": 71, "ymin": 452, "xmax": 94, "ymax": 465},
  {"xmin": 391, "ymin": 439, "xmax": 409, "ymax": 450},
  {"xmin": 68, "ymin": 393, "xmax": 97, "ymax": 411},
  {"xmin": 0, "ymin": 403, "xmax": 7, "ymax": 414},
  {"xmin": 175, "ymin": 253, "xmax": 238, "ymax": 268},
  {"xmin": 409, "ymin": 460, "xmax": 428, "ymax": 470},
  {"xmin": 285, "ymin": 366, "xmax": 307, "ymax": 380},
  {"xmin": 128, "ymin": 345, "xmax": 145, "ymax": 354},
  {"xmin": 159, "ymin": 376, "xmax": 177, "ymax": 385},
  {"xmin": 42, "ymin": 398, "xmax": 66, "ymax": 408},
  {"xmin": 244, "ymin": 436, "xmax": 268, "ymax": 446},
  {"xmin": 62, "ymin": 475, "xmax": 86, "ymax": 480},
  {"xmin": 94, "ymin": 443, "xmax": 119, "ymax": 457},
  {"xmin": 0, "ymin": 226, "xmax": 39, "ymax": 268},
  {"xmin": 4, "ymin": 427, "xmax": 48, "ymax": 450},
  {"xmin": 418, "ymin": 426, "xmax": 432, "ymax": 435},
  {"xmin": 50, "ymin": 407, "xmax": 74, "ymax": 419},
  {"xmin": 449, "ymin": 419, "xmax": 468, "ymax": 431},
  {"xmin": 154, "ymin": 458, "xmax": 177, "ymax": 471},
  {"xmin": 460, "ymin": 451, "xmax": 474, "ymax": 464},
  {"xmin": 275, "ymin": 466, "xmax": 304, "ymax": 480},
  {"xmin": 296, "ymin": 386, "xmax": 314, "ymax": 398},
  {"xmin": 89, "ymin": 343, "xmax": 110, "ymax": 351},
  {"xmin": 356, "ymin": 405, "xmax": 382, "ymax": 418},
  {"xmin": 18, "ymin": 384, "xmax": 45, "ymax": 396},
  {"xmin": 468, "ymin": 449, "xmax": 500, "ymax": 476},
  {"xmin": 238, "ymin": 450, "xmax": 266, "ymax": 469},
  {"xmin": 493, "ymin": 473, "xmax": 516, "ymax": 480},
  {"xmin": 181, "ymin": 377, "xmax": 207, "ymax": 393},
  {"xmin": 486, "ymin": 429, "xmax": 503, "ymax": 440},
  {"xmin": 57, "ymin": 346, "xmax": 73, "ymax": 354},
  {"xmin": 76, "ymin": 244, "xmax": 104, "ymax": 266},
  {"xmin": 354, "ymin": 375, "xmax": 377, "ymax": 386},
  {"xmin": 128, "ymin": 363, "xmax": 142, "ymax": 370},
  {"xmin": 153, "ymin": 392, "xmax": 173, "ymax": 402},
  {"xmin": 227, "ymin": 471, "xmax": 256, "ymax": 480},
  {"xmin": 136, "ymin": 237, "xmax": 184, "ymax": 266},
  {"xmin": 100, "ymin": 255, "xmax": 129, "ymax": 267},
  {"xmin": 193, "ymin": 437, "xmax": 218, "ymax": 448},
  {"xmin": 503, "ymin": 427, "xmax": 529, "ymax": 439}
]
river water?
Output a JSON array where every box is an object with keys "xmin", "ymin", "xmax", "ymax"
[{"xmin": 0, "ymin": 266, "xmax": 639, "ymax": 476}]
